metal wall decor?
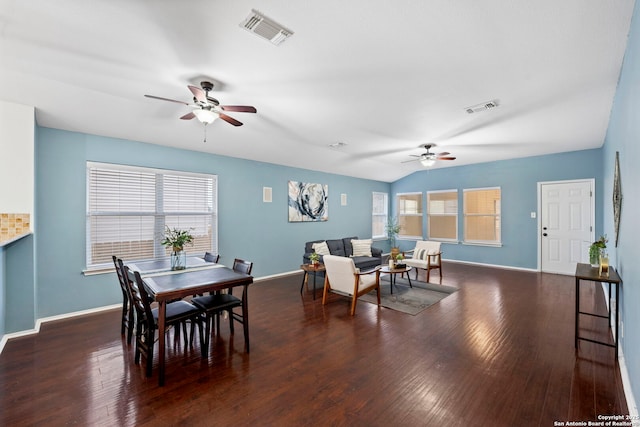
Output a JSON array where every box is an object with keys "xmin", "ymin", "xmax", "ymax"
[
  {"xmin": 288, "ymin": 181, "xmax": 328, "ymax": 222},
  {"xmin": 613, "ymin": 151, "xmax": 622, "ymax": 247}
]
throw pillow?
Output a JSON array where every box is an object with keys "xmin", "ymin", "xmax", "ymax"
[
  {"xmin": 414, "ymin": 248, "xmax": 428, "ymax": 260},
  {"xmin": 312, "ymin": 241, "xmax": 331, "ymax": 256},
  {"xmin": 351, "ymin": 239, "xmax": 372, "ymax": 257}
]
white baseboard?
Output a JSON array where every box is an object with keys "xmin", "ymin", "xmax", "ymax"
[
  {"xmin": 443, "ymin": 258, "xmax": 539, "ymax": 273},
  {"xmin": 619, "ymin": 349, "xmax": 639, "ymax": 417}
]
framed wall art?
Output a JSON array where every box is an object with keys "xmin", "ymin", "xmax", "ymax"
[
  {"xmin": 288, "ymin": 181, "xmax": 328, "ymax": 222},
  {"xmin": 613, "ymin": 151, "xmax": 622, "ymax": 247}
]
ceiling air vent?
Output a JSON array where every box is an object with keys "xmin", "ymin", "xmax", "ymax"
[
  {"xmin": 241, "ymin": 9, "xmax": 293, "ymax": 46},
  {"xmin": 465, "ymin": 100, "xmax": 499, "ymax": 114}
]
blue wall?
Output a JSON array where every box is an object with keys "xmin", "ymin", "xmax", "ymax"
[
  {"xmin": 602, "ymin": 0, "xmax": 640, "ymax": 411},
  {"xmin": 391, "ymin": 149, "xmax": 603, "ymax": 269},
  {"xmin": 34, "ymin": 128, "xmax": 390, "ymax": 318},
  {"xmin": 4, "ymin": 235, "xmax": 35, "ymax": 333},
  {"xmin": 2, "ymin": 235, "xmax": 35, "ymax": 333}
]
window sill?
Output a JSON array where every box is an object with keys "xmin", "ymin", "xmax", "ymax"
[{"xmin": 462, "ymin": 242, "xmax": 503, "ymax": 248}]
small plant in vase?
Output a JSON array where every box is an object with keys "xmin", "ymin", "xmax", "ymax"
[
  {"xmin": 161, "ymin": 226, "xmax": 194, "ymax": 270},
  {"xmin": 385, "ymin": 217, "xmax": 402, "ymax": 260},
  {"xmin": 395, "ymin": 253, "xmax": 406, "ymax": 269},
  {"xmin": 589, "ymin": 235, "xmax": 607, "ymax": 268},
  {"xmin": 309, "ymin": 252, "xmax": 320, "ymax": 267}
]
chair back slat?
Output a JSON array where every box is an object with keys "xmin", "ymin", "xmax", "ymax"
[
  {"xmin": 232, "ymin": 258, "xmax": 253, "ymax": 275},
  {"xmin": 112, "ymin": 255, "xmax": 130, "ymax": 298},
  {"xmin": 117, "ymin": 260, "xmax": 153, "ymax": 323},
  {"xmin": 204, "ymin": 252, "xmax": 220, "ymax": 263}
]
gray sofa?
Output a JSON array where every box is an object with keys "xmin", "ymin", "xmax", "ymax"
[{"xmin": 303, "ymin": 236, "xmax": 383, "ymax": 270}]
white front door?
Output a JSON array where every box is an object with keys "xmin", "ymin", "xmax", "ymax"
[{"xmin": 540, "ymin": 180, "xmax": 594, "ymax": 275}]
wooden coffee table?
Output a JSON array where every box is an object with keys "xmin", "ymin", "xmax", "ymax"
[
  {"xmin": 300, "ymin": 263, "xmax": 325, "ymax": 300},
  {"xmin": 380, "ymin": 265, "xmax": 412, "ymax": 294}
]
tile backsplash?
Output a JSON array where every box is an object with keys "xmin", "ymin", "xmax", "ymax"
[{"xmin": 0, "ymin": 213, "xmax": 31, "ymax": 242}]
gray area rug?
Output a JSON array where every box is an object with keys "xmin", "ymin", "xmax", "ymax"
[{"xmin": 359, "ymin": 277, "xmax": 458, "ymax": 315}]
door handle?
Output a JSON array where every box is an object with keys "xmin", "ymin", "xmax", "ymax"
[{"xmin": 542, "ymin": 233, "xmax": 548, "ymax": 237}]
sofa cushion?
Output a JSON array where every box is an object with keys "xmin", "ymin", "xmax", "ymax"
[
  {"xmin": 351, "ymin": 239, "xmax": 372, "ymax": 257},
  {"xmin": 326, "ymin": 239, "xmax": 346, "ymax": 257},
  {"xmin": 351, "ymin": 256, "xmax": 381, "ymax": 271}
]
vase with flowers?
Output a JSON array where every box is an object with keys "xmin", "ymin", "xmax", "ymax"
[{"xmin": 161, "ymin": 226, "xmax": 194, "ymax": 270}]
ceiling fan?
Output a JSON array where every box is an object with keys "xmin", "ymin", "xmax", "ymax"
[
  {"xmin": 402, "ymin": 144, "xmax": 456, "ymax": 167},
  {"xmin": 144, "ymin": 81, "xmax": 257, "ymax": 127}
]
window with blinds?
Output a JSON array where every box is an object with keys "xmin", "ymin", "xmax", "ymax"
[
  {"xmin": 463, "ymin": 187, "xmax": 501, "ymax": 245},
  {"xmin": 427, "ymin": 190, "xmax": 458, "ymax": 241},
  {"xmin": 397, "ymin": 192, "xmax": 423, "ymax": 239},
  {"xmin": 86, "ymin": 162, "xmax": 217, "ymax": 270},
  {"xmin": 372, "ymin": 192, "xmax": 388, "ymax": 239}
]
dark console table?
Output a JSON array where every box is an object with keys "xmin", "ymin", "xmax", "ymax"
[{"xmin": 574, "ymin": 263, "xmax": 622, "ymax": 358}]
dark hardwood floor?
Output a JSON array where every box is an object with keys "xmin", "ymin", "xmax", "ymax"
[{"xmin": 0, "ymin": 263, "xmax": 628, "ymax": 426}]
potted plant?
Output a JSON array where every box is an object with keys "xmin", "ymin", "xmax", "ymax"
[
  {"xmin": 385, "ymin": 217, "xmax": 402, "ymax": 260},
  {"xmin": 309, "ymin": 252, "xmax": 320, "ymax": 266},
  {"xmin": 161, "ymin": 226, "xmax": 194, "ymax": 270},
  {"xmin": 395, "ymin": 253, "xmax": 406, "ymax": 269},
  {"xmin": 589, "ymin": 235, "xmax": 607, "ymax": 268}
]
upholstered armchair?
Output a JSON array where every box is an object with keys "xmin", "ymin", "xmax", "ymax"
[
  {"xmin": 404, "ymin": 241, "xmax": 442, "ymax": 282},
  {"xmin": 321, "ymin": 254, "xmax": 381, "ymax": 315}
]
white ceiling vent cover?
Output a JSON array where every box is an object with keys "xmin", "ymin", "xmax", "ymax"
[
  {"xmin": 465, "ymin": 100, "xmax": 499, "ymax": 114},
  {"xmin": 241, "ymin": 10, "xmax": 293, "ymax": 46}
]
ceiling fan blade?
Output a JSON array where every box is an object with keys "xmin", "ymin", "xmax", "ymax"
[
  {"xmin": 436, "ymin": 152, "xmax": 451, "ymax": 157},
  {"xmin": 439, "ymin": 156, "xmax": 456, "ymax": 160},
  {"xmin": 220, "ymin": 105, "xmax": 257, "ymax": 113},
  {"xmin": 144, "ymin": 94, "xmax": 189, "ymax": 105},
  {"xmin": 188, "ymin": 85, "xmax": 207, "ymax": 103},
  {"xmin": 219, "ymin": 113, "xmax": 243, "ymax": 127},
  {"xmin": 401, "ymin": 159, "xmax": 419, "ymax": 163},
  {"xmin": 180, "ymin": 112, "xmax": 195, "ymax": 120}
]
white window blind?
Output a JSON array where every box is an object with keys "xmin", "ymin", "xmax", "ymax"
[
  {"xmin": 397, "ymin": 192, "xmax": 423, "ymax": 239},
  {"xmin": 86, "ymin": 162, "xmax": 217, "ymax": 270},
  {"xmin": 427, "ymin": 190, "xmax": 458, "ymax": 241},
  {"xmin": 372, "ymin": 192, "xmax": 388, "ymax": 239},
  {"xmin": 463, "ymin": 187, "xmax": 501, "ymax": 245}
]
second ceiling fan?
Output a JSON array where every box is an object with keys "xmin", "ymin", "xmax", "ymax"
[
  {"xmin": 145, "ymin": 81, "xmax": 256, "ymax": 127},
  {"xmin": 402, "ymin": 144, "xmax": 456, "ymax": 167}
]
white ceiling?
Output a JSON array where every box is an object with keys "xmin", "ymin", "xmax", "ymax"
[{"xmin": 0, "ymin": 0, "xmax": 635, "ymax": 182}]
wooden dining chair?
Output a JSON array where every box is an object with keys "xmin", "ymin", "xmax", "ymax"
[
  {"xmin": 191, "ymin": 258, "xmax": 253, "ymax": 356},
  {"xmin": 119, "ymin": 261, "xmax": 206, "ymax": 376},
  {"xmin": 112, "ymin": 255, "xmax": 134, "ymax": 345}
]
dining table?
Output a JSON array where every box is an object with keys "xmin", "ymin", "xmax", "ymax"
[{"xmin": 126, "ymin": 257, "xmax": 253, "ymax": 386}]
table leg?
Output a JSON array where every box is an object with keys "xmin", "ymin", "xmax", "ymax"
[
  {"xmin": 242, "ymin": 285, "xmax": 250, "ymax": 353},
  {"xmin": 312, "ymin": 271, "xmax": 317, "ymax": 300},
  {"xmin": 575, "ymin": 277, "xmax": 579, "ymax": 350},
  {"xmin": 407, "ymin": 273, "xmax": 412, "ymax": 288},
  {"xmin": 158, "ymin": 301, "xmax": 166, "ymax": 386},
  {"xmin": 390, "ymin": 273, "xmax": 394, "ymax": 294},
  {"xmin": 300, "ymin": 272, "xmax": 308, "ymax": 294}
]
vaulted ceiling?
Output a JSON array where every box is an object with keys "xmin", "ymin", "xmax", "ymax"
[{"xmin": 0, "ymin": 1, "xmax": 634, "ymax": 181}]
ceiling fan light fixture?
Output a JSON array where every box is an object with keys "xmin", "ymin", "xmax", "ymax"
[
  {"xmin": 420, "ymin": 155, "xmax": 436, "ymax": 167},
  {"xmin": 193, "ymin": 109, "xmax": 218, "ymax": 125}
]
